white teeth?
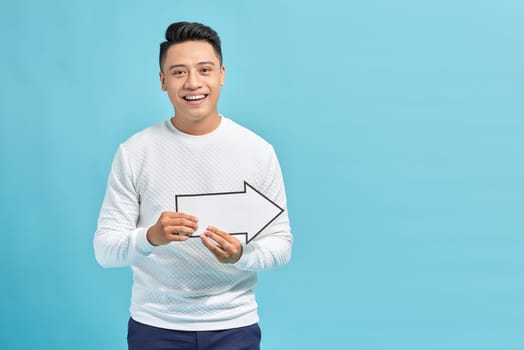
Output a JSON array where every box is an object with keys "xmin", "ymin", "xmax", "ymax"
[{"xmin": 184, "ymin": 95, "xmax": 206, "ymax": 100}]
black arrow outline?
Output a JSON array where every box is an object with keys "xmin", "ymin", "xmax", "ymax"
[{"xmin": 175, "ymin": 181, "xmax": 284, "ymax": 244}]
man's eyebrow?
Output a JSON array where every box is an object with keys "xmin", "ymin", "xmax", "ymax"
[
  {"xmin": 168, "ymin": 61, "xmax": 216, "ymax": 71},
  {"xmin": 197, "ymin": 61, "xmax": 216, "ymax": 66},
  {"xmin": 168, "ymin": 64, "xmax": 185, "ymax": 71}
]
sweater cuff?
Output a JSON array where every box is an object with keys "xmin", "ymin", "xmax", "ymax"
[
  {"xmin": 233, "ymin": 244, "xmax": 253, "ymax": 270},
  {"xmin": 133, "ymin": 227, "xmax": 155, "ymax": 256}
]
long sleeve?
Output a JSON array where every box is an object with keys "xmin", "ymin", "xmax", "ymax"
[
  {"xmin": 234, "ymin": 148, "xmax": 293, "ymax": 271},
  {"xmin": 93, "ymin": 145, "xmax": 154, "ymax": 268}
]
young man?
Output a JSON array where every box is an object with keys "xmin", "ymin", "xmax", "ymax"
[{"xmin": 94, "ymin": 22, "xmax": 293, "ymax": 350}]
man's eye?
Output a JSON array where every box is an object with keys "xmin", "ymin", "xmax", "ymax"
[
  {"xmin": 201, "ymin": 67, "xmax": 211, "ymax": 73},
  {"xmin": 173, "ymin": 71, "xmax": 185, "ymax": 76}
]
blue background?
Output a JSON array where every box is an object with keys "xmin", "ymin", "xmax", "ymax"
[{"xmin": 1, "ymin": 0, "xmax": 523, "ymax": 349}]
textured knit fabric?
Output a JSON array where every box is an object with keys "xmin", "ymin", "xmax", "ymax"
[{"xmin": 94, "ymin": 116, "xmax": 293, "ymax": 331}]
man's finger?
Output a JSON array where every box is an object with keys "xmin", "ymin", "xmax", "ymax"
[
  {"xmin": 171, "ymin": 212, "xmax": 199, "ymax": 222},
  {"xmin": 167, "ymin": 225, "xmax": 196, "ymax": 235},
  {"xmin": 201, "ymin": 234, "xmax": 225, "ymax": 255},
  {"xmin": 203, "ymin": 229, "xmax": 229, "ymax": 247}
]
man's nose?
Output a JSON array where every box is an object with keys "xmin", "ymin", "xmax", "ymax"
[{"xmin": 184, "ymin": 71, "xmax": 201, "ymax": 89}]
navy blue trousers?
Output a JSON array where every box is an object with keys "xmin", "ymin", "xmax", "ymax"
[{"xmin": 127, "ymin": 318, "xmax": 261, "ymax": 350}]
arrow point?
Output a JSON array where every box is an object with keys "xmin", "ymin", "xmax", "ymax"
[{"xmin": 243, "ymin": 182, "xmax": 284, "ymax": 242}]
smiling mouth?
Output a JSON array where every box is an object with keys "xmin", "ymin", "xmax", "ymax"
[{"xmin": 183, "ymin": 94, "xmax": 207, "ymax": 102}]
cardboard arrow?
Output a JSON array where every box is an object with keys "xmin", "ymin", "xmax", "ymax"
[{"xmin": 175, "ymin": 181, "xmax": 284, "ymax": 243}]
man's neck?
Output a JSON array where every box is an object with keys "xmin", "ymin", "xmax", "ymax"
[{"xmin": 170, "ymin": 113, "xmax": 221, "ymax": 136}]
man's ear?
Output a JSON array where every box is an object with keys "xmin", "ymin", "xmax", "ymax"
[
  {"xmin": 220, "ymin": 66, "xmax": 226, "ymax": 86},
  {"xmin": 159, "ymin": 71, "xmax": 167, "ymax": 91}
]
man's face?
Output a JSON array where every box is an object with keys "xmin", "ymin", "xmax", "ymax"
[{"xmin": 160, "ymin": 40, "xmax": 225, "ymax": 126}]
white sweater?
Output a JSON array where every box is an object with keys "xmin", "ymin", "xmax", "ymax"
[{"xmin": 94, "ymin": 117, "xmax": 293, "ymax": 331}]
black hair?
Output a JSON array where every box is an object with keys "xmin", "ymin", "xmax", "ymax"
[{"xmin": 159, "ymin": 21, "xmax": 222, "ymax": 71}]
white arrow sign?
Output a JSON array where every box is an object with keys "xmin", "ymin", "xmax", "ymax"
[{"xmin": 175, "ymin": 181, "xmax": 284, "ymax": 243}]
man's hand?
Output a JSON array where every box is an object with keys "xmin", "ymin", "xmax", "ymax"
[
  {"xmin": 201, "ymin": 226, "xmax": 243, "ymax": 264},
  {"xmin": 147, "ymin": 212, "xmax": 198, "ymax": 246}
]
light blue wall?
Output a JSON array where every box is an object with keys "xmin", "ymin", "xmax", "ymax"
[{"xmin": 1, "ymin": 0, "xmax": 523, "ymax": 349}]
